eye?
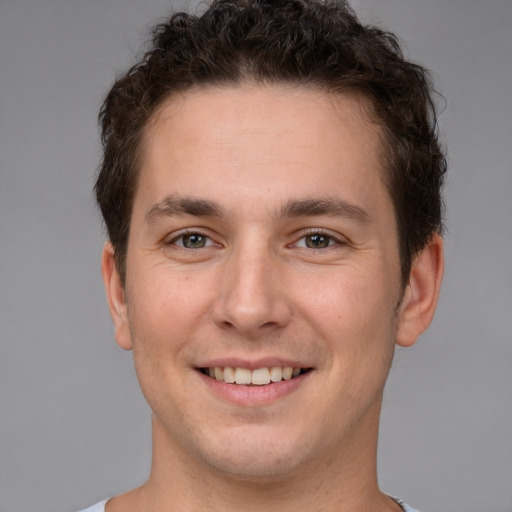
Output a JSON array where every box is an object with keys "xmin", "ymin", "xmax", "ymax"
[
  {"xmin": 172, "ymin": 232, "xmax": 213, "ymax": 249},
  {"xmin": 296, "ymin": 232, "xmax": 337, "ymax": 249}
]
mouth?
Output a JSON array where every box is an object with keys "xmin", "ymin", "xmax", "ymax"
[{"xmin": 199, "ymin": 366, "xmax": 312, "ymax": 386}]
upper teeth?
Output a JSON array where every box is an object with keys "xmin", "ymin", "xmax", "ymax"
[{"xmin": 207, "ymin": 366, "xmax": 302, "ymax": 385}]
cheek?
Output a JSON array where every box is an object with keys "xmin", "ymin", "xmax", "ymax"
[
  {"xmin": 125, "ymin": 277, "xmax": 198, "ymax": 422},
  {"xmin": 291, "ymin": 263, "xmax": 400, "ymax": 378},
  {"xmin": 293, "ymin": 261, "xmax": 398, "ymax": 326},
  {"xmin": 128, "ymin": 262, "xmax": 213, "ymax": 325},
  {"xmin": 125, "ymin": 264, "xmax": 220, "ymax": 381}
]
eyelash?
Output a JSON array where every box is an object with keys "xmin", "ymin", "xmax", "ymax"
[
  {"xmin": 166, "ymin": 230, "xmax": 217, "ymax": 249},
  {"xmin": 166, "ymin": 229, "xmax": 344, "ymax": 251},
  {"xmin": 292, "ymin": 229, "xmax": 344, "ymax": 250}
]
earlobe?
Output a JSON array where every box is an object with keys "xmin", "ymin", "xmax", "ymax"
[
  {"xmin": 101, "ymin": 242, "xmax": 133, "ymax": 350},
  {"xmin": 396, "ymin": 233, "xmax": 444, "ymax": 347}
]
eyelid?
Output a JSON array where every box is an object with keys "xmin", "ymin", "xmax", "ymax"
[
  {"xmin": 291, "ymin": 228, "xmax": 348, "ymax": 248},
  {"xmin": 165, "ymin": 228, "xmax": 219, "ymax": 248}
]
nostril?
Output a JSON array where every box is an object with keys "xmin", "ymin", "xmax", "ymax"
[{"xmin": 211, "ymin": 275, "xmax": 292, "ymax": 335}]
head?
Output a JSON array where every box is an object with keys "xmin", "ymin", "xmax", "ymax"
[
  {"xmin": 98, "ymin": 0, "xmax": 446, "ymax": 486},
  {"xmin": 96, "ymin": 0, "xmax": 446, "ymax": 288}
]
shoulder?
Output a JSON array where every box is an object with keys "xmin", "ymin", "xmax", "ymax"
[
  {"xmin": 76, "ymin": 499, "xmax": 109, "ymax": 512},
  {"xmin": 78, "ymin": 497, "xmax": 423, "ymax": 512},
  {"xmin": 394, "ymin": 498, "xmax": 422, "ymax": 512},
  {"xmin": 402, "ymin": 505, "xmax": 421, "ymax": 512}
]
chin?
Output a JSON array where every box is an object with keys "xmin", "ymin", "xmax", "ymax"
[
  {"xmin": 194, "ymin": 427, "xmax": 316, "ymax": 481},
  {"xmin": 205, "ymin": 452, "xmax": 303, "ymax": 482}
]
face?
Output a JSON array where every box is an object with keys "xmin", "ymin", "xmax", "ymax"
[{"xmin": 106, "ymin": 85, "xmax": 412, "ymax": 479}]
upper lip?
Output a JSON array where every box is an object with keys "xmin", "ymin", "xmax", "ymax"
[{"xmin": 196, "ymin": 357, "xmax": 311, "ymax": 370}]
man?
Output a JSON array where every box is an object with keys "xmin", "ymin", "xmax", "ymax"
[{"xmin": 82, "ymin": 0, "xmax": 445, "ymax": 510}]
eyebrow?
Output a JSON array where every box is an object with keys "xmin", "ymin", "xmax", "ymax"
[
  {"xmin": 145, "ymin": 194, "xmax": 371, "ymax": 226},
  {"xmin": 145, "ymin": 195, "xmax": 225, "ymax": 223},
  {"xmin": 280, "ymin": 197, "xmax": 371, "ymax": 225}
]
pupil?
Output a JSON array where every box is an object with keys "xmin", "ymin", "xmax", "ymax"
[
  {"xmin": 184, "ymin": 234, "xmax": 205, "ymax": 248},
  {"xmin": 307, "ymin": 234, "xmax": 329, "ymax": 248}
]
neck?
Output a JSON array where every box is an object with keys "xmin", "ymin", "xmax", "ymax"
[{"xmin": 113, "ymin": 400, "xmax": 400, "ymax": 512}]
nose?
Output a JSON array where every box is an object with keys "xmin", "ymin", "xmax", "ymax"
[{"xmin": 212, "ymin": 243, "xmax": 292, "ymax": 337}]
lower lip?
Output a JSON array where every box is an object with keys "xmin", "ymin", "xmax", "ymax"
[{"xmin": 197, "ymin": 370, "xmax": 311, "ymax": 406}]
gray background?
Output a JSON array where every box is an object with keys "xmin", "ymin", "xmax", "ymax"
[{"xmin": 0, "ymin": 1, "xmax": 511, "ymax": 511}]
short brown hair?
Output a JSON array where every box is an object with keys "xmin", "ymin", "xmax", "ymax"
[{"xmin": 96, "ymin": 0, "xmax": 446, "ymax": 285}]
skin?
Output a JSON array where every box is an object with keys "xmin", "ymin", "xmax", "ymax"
[{"xmin": 102, "ymin": 85, "xmax": 444, "ymax": 512}]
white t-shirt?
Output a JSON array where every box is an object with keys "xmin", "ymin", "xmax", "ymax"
[{"xmin": 78, "ymin": 497, "xmax": 421, "ymax": 512}]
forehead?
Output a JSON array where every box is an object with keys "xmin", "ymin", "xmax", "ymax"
[
  {"xmin": 136, "ymin": 84, "xmax": 389, "ymax": 220},
  {"xmin": 145, "ymin": 85, "xmax": 379, "ymax": 150}
]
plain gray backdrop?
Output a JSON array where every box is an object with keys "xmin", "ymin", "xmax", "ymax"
[{"xmin": 0, "ymin": 1, "xmax": 511, "ymax": 511}]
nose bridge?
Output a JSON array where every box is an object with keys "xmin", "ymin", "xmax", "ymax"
[{"xmin": 213, "ymin": 233, "xmax": 290, "ymax": 335}]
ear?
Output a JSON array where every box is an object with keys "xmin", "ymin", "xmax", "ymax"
[
  {"xmin": 101, "ymin": 241, "xmax": 133, "ymax": 350},
  {"xmin": 396, "ymin": 233, "xmax": 444, "ymax": 347}
]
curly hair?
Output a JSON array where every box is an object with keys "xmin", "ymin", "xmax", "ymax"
[{"xmin": 96, "ymin": 0, "xmax": 446, "ymax": 285}]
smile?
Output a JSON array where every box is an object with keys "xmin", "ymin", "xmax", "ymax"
[{"xmin": 199, "ymin": 366, "xmax": 311, "ymax": 385}]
